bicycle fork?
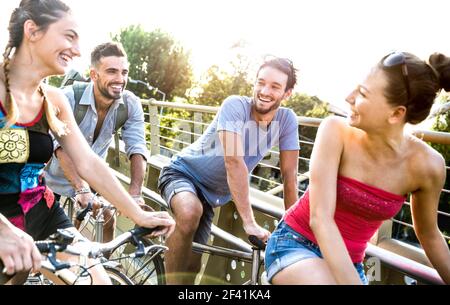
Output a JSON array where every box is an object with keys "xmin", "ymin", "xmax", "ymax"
[
  {"xmin": 242, "ymin": 247, "xmax": 262, "ymax": 285},
  {"xmin": 94, "ymin": 214, "xmax": 104, "ymax": 243},
  {"xmin": 250, "ymin": 247, "xmax": 261, "ymax": 285}
]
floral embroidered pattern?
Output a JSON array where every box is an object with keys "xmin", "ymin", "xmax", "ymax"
[{"xmin": 0, "ymin": 129, "xmax": 29, "ymax": 163}]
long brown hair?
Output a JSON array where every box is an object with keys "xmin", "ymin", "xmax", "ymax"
[
  {"xmin": 2, "ymin": 0, "xmax": 71, "ymax": 136},
  {"xmin": 378, "ymin": 52, "xmax": 449, "ymax": 125}
]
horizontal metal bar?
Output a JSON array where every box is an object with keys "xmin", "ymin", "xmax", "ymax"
[
  {"xmin": 366, "ymin": 242, "xmax": 445, "ymax": 285},
  {"xmin": 400, "ymin": 201, "xmax": 450, "ymax": 218},
  {"xmin": 192, "ymin": 242, "xmax": 253, "ymax": 262},
  {"xmin": 158, "ymin": 145, "xmax": 179, "ymax": 154},
  {"xmin": 149, "ymin": 100, "xmax": 218, "ymax": 113},
  {"xmin": 159, "ymin": 135, "xmax": 192, "ymax": 146},
  {"xmin": 257, "ymin": 162, "xmax": 281, "ymax": 171},
  {"xmin": 249, "ymin": 174, "xmax": 282, "ymax": 186},
  {"xmin": 158, "ymin": 115, "xmax": 210, "ymax": 126},
  {"xmin": 157, "ymin": 125, "xmax": 203, "ymax": 137},
  {"xmin": 299, "ymin": 140, "xmax": 315, "ymax": 146}
]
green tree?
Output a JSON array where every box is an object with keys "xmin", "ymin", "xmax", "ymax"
[
  {"xmin": 47, "ymin": 75, "xmax": 64, "ymax": 88},
  {"xmin": 194, "ymin": 64, "xmax": 252, "ymax": 107},
  {"xmin": 430, "ymin": 95, "xmax": 450, "ymax": 165},
  {"xmin": 112, "ymin": 25, "xmax": 193, "ymax": 101},
  {"xmin": 283, "ymin": 93, "xmax": 329, "ymax": 117},
  {"xmin": 430, "ymin": 94, "xmax": 450, "ymax": 243}
]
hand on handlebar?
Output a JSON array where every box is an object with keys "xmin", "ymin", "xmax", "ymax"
[
  {"xmin": 243, "ymin": 221, "xmax": 270, "ymax": 242},
  {"xmin": 75, "ymin": 192, "xmax": 103, "ymax": 217},
  {"xmin": 135, "ymin": 211, "xmax": 176, "ymax": 239},
  {"xmin": 0, "ymin": 222, "xmax": 41, "ymax": 275},
  {"xmin": 131, "ymin": 195, "xmax": 155, "ymax": 212}
]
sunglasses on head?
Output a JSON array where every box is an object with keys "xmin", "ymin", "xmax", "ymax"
[{"xmin": 383, "ymin": 52, "xmax": 411, "ymax": 101}]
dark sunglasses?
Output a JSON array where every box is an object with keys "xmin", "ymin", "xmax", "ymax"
[{"xmin": 383, "ymin": 52, "xmax": 411, "ymax": 101}]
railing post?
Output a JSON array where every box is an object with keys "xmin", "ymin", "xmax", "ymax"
[
  {"xmin": 193, "ymin": 112, "xmax": 203, "ymax": 142},
  {"xmin": 149, "ymin": 99, "xmax": 160, "ymax": 156}
]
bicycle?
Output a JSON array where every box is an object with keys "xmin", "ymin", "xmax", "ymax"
[
  {"xmin": 61, "ymin": 195, "xmax": 167, "ymax": 285},
  {"xmin": 136, "ymin": 191, "xmax": 268, "ymax": 285},
  {"xmin": 0, "ymin": 226, "xmax": 167, "ymax": 285}
]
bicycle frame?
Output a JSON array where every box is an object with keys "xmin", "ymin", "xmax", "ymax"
[
  {"xmin": 192, "ymin": 239, "xmax": 265, "ymax": 285},
  {"xmin": 61, "ymin": 196, "xmax": 115, "ymax": 243}
]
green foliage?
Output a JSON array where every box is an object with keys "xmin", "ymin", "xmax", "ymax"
[
  {"xmin": 283, "ymin": 93, "xmax": 330, "ymax": 117},
  {"xmin": 429, "ymin": 96, "xmax": 450, "ymax": 215},
  {"xmin": 430, "ymin": 98, "xmax": 450, "ymax": 166},
  {"xmin": 283, "ymin": 93, "xmax": 331, "ymax": 173},
  {"xmin": 194, "ymin": 65, "xmax": 253, "ymax": 107},
  {"xmin": 306, "ymin": 103, "xmax": 330, "ymax": 119},
  {"xmin": 112, "ymin": 25, "xmax": 193, "ymax": 101},
  {"xmin": 47, "ymin": 75, "xmax": 64, "ymax": 88}
]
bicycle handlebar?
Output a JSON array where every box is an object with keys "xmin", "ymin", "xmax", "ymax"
[
  {"xmin": 248, "ymin": 235, "xmax": 266, "ymax": 250},
  {"xmin": 1, "ymin": 225, "xmax": 164, "ymax": 284},
  {"xmin": 75, "ymin": 201, "xmax": 93, "ymax": 222},
  {"xmin": 74, "ymin": 194, "xmax": 115, "ymax": 222}
]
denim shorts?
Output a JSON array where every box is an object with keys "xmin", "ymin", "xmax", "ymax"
[
  {"xmin": 265, "ymin": 220, "xmax": 368, "ymax": 285},
  {"xmin": 157, "ymin": 166, "xmax": 214, "ymax": 245}
]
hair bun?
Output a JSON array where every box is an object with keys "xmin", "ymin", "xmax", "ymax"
[{"xmin": 429, "ymin": 52, "xmax": 450, "ymax": 91}]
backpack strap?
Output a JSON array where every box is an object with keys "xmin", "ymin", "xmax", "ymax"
[
  {"xmin": 114, "ymin": 93, "xmax": 129, "ymax": 133},
  {"xmin": 72, "ymin": 81, "xmax": 90, "ymax": 125},
  {"xmin": 71, "ymin": 81, "xmax": 129, "ymax": 132}
]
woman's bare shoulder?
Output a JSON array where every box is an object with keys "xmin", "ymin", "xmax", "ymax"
[
  {"xmin": 41, "ymin": 83, "xmax": 69, "ymax": 107},
  {"xmin": 408, "ymin": 135, "xmax": 446, "ymax": 183},
  {"xmin": 319, "ymin": 115, "xmax": 360, "ymax": 141}
]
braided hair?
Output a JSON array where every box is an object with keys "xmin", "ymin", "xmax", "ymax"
[{"xmin": 2, "ymin": 0, "xmax": 71, "ymax": 136}]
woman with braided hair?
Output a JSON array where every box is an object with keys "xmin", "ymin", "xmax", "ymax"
[{"xmin": 0, "ymin": 0, "xmax": 175, "ymax": 284}]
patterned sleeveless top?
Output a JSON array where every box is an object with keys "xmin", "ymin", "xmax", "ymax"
[{"xmin": 0, "ymin": 101, "xmax": 54, "ymax": 230}]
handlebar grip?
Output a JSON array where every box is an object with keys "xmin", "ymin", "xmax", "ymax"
[
  {"xmin": 248, "ymin": 235, "xmax": 266, "ymax": 250},
  {"xmin": 130, "ymin": 226, "xmax": 163, "ymax": 237},
  {"xmin": 75, "ymin": 202, "xmax": 92, "ymax": 221},
  {"xmin": 0, "ymin": 261, "xmax": 13, "ymax": 285},
  {"xmin": 35, "ymin": 242, "xmax": 52, "ymax": 253}
]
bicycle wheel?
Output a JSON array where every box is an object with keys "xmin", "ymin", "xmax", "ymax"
[
  {"xmin": 104, "ymin": 266, "xmax": 134, "ymax": 285},
  {"xmin": 109, "ymin": 237, "xmax": 166, "ymax": 285}
]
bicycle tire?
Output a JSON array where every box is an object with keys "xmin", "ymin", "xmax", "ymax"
[
  {"xmin": 104, "ymin": 266, "xmax": 134, "ymax": 285},
  {"xmin": 109, "ymin": 237, "xmax": 166, "ymax": 285}
]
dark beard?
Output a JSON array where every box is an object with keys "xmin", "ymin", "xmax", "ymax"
[
  {"xmin": 98, "ymin": 84, "xmax": 122, "ymax": 100},
  {"xmin": 252, "ymin": 98, "xmax": 281, "ymax": 115}
]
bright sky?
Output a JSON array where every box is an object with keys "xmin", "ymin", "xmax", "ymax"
[{"xmin": 1, "ymin": 0, "xmax": 450, "ymax": 110}]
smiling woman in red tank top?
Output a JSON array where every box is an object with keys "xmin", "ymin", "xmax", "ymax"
[{"xmin": 265, "ymin": 51, "xmax": 450, "ymax": 285}]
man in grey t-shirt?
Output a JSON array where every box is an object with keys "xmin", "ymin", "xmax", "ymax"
[{"xmin": 158, "ymin": 57, "xmax": 300, "ymax": 284}]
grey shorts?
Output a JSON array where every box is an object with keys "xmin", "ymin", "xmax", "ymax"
[{"xmin": 157, "ymin": 166, "xmax": 214, "ymax": 245}]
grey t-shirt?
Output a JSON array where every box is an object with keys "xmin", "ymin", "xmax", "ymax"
[{"xmin": 170, "ymin": 95, "xmax": 299, "ymax": 207}]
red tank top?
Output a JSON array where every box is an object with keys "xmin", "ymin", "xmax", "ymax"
[{"xmin": 284, "ymin": 176, "xmax": 406, "ymax": 263}]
